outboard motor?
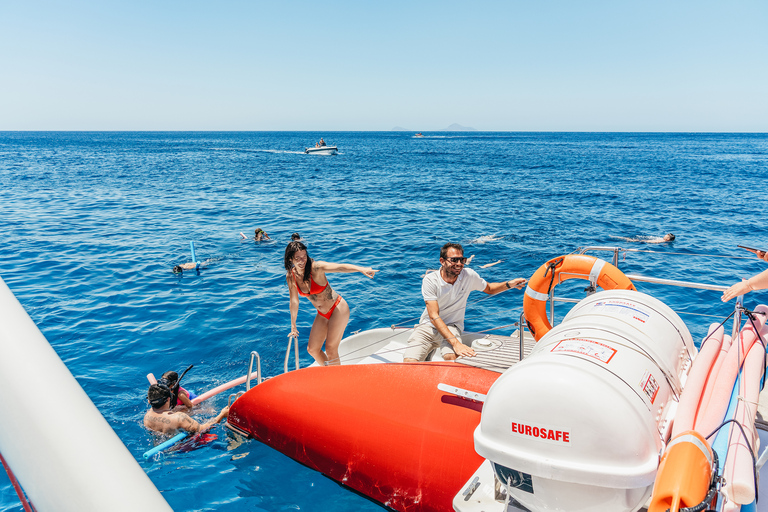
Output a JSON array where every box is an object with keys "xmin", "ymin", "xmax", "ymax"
[{"xmin": 474, "ymin": 290, "xmax": 697, "ymax": 512}]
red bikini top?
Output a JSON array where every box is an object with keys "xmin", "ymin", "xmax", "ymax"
[{"xmin": 293, "ymin": 272, "xmax": 328, "ymax": 297}]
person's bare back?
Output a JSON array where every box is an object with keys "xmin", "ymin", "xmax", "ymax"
[
  {"xmin": 144, "ymin": 383, "xmax": 229, "ymax": 435},
  {"xmin": 144, "ymin": 409, "xmax": 202, "ymax": 434}
]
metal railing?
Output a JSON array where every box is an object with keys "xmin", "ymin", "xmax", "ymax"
[
  {"xmin": 517, "ymin": 246, "xmax": 745, "ymax": 360},
  {"xmin": 246, "ymin": 351, "xmax": 261, "ymax": 391},
  {"xmin": 284, "ymin": 335, "xmax": 300, "ymax": 373}
]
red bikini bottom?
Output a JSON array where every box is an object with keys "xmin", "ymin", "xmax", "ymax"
[{"xmin": 317, "ymin": 295, "xmax": 342, "ymax": 320}]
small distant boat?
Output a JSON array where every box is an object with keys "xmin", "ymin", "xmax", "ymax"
[
  {"xmin": 305, "ymin": 145, "xmax": 338, "ymax": 155},
  {"xmin": 414, "ymin": 133, "xmax": 424, "ymax": 137}
]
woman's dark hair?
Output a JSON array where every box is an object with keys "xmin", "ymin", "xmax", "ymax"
[
  {"xmin": 284, "ymin": 241, "xmax": 312, "ymax": 282},
  {"xmin": 666, "ymin": 233, "xmax": 676, "ymax": 241},
  {"xmin": 172, "ymin": 265, "xmax": 183, "ymax": 273},
  {"xmin": 161, "ymin": 371, "xmax": 179, "ymax": 386},
  {"xmin": 159, "ymin": 371, "xmax": 181, "ymax": 408}
]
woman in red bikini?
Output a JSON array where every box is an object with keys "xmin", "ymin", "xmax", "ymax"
[{"xmin": 284, "ymin": 241, "xmax": 378, "ymax": 366}]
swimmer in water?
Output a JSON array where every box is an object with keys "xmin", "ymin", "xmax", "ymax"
[
  {"xmin": 172, "ymin": 258, "xmax": 213, "ymax": 273},
  {"xmin": 611, "ymin": 233, "xmax": 675, "ymax": 244},
  {"xmin": 158, "ymin": 370, "xmax": 194, "ymax": 409},
  {"xmin": 285, "ymin": 241, "xmax": 378, "ymax": 366},
  {"xmin": 291, "ymin": 232, "xmax": 301, "ymax": 241},
  {"xmin": 469, "ymin": 235, "xmax": 503, "ymax": 244},
  {"xmin": 144, "ymin": 383, "xmax": 228, "ymax": 435},
  {"xmin": 254, "ymin": 228, "xmax": 270, "ymax": 241}
]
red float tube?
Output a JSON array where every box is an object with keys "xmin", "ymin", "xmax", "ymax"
[{"xmin": 228, "ymin": 362, "xmax": 500, "ymax": 512}]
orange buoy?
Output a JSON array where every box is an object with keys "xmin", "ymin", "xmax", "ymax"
[
  {"xmin": 648, "ymin": 430, "xmax": 715, "ymax": 512},
  {"xmin": 522, "ymin": 254, "xmax": 635, "ymax": 341}
]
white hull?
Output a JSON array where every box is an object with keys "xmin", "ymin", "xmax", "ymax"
[{"xmin": 305, "ymin": 146, "xmax": 338, "ymax": 155}]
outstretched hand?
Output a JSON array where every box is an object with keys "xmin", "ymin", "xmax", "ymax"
[
  {"xmin": 722, "ymin": 279, "xmax": 751, "ymax": 302},
  {"xmin": 362, "ymin": 268, "xmax": 379, "ymax": 279},
  {"xmin": 509, "ymin": 277, "xmax": 527, "ymax": 289},
  {"xmin": 757, "ymin": 250, "xmax": 768, "ymax": 263},
  {"xmin": 288, "ymin": 328, "xmax": 299, "ymax": 338}
]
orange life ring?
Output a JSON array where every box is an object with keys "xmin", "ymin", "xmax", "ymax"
[{"xmin": 523, "ymin": 254, "xmax": 636, "ymax": 341}]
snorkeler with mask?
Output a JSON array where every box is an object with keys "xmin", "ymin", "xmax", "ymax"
[{"xmin": 144, "ymin": 382, "xmax": 228, "ymax": 435}]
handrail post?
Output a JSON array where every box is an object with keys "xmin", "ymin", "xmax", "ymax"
[
  {"xmin": 732, "ymin": 298, "xmax": 743, "ymax": 341},
  {"xmin": 519, "ymin": 312, "xmax": 526, "ymax": 361},
  {"xmin": 294, "ymin": 334, "xmax": 300, "ymax": 370},
  {"xmin": 549, "ymin": 286, "xmax": 555, "ymax": 328},
  {"xmin": 246, "ymin": 351, "xmax": 261, "ymax": 391},
  {"xmin": 285, "ymin": 335, "xmax": 300, "ymax": 373}
]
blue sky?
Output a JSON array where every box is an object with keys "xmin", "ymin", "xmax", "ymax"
[{"xmin": 1, "ymin": 1, "xmax": 766, "ymax": 131}]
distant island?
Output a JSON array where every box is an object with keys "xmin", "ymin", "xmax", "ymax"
[
  {"xmin": 439, "ymin": 123, "xmax": 476, "ymax": 131},
  {"xmin": 390, "ymin": 123, "xmax": 477, "ymax": 132}
]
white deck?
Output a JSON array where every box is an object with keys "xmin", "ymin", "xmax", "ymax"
[{"xmin": 337, "ymin": 326, "xmax": 536, "ymax": 370}]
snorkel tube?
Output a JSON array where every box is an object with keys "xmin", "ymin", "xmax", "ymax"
[
  {"xmin": 176, "ymin": 364, "xmax": 193, "ymax": 386},
  {"xmin": 190, "ymin": 241, "xmax": 200, "ymax": 269}
]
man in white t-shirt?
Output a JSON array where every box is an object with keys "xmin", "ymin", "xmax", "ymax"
[{"xmin": 403, "ymin": 243, "xmax": 527, "ymax": 362}]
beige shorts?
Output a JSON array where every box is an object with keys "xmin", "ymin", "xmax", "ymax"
[{"xmin": 403, "ymin": 323, "xmax": 463, "ymax": 361}]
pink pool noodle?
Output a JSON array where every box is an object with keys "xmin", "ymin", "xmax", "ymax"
[
  {"xmin": 694, "ymin": 329, "xmax": 757, "ymax": 438},
  {"xmin": 722, "ymin": 340, "xmax": 765, "ymax": 505},
  {"xmin": 191, "ymin": 374, "xmax": 249, "ymax": 405},
  {"xmin": 694, "ymin": 307, "xmax": 767, "ymax": 440},
  {"xmin": 671, "ymin": 323, "xmax": 724, "ymax": 437},
  {"xmin": 694, "ymin": 332, "xmax": 733, "ymax": 430}
]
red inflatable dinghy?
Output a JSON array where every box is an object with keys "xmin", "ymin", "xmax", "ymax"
[{"xmin": 228, "ymin": 362, "xmax": 500, "ymax": 512}]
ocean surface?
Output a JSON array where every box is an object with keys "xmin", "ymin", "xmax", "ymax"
[{"xmin": 1, "ymin": 131, "xmax": 767, "ymax": 511}]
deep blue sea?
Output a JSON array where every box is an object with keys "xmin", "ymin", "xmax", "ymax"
[{"xmin": 1, "ymin": 131, "xmax": 767, "ymax": 511}]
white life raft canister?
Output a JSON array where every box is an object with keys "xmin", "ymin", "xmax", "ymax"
[{"xmin": 474, "ymin": 289, "xmax": 697, "ymax": 512}]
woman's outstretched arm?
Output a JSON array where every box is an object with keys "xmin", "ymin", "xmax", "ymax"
[{"xmin": 314, "ymin": 261, "xmax": 378, "ymax": 278}]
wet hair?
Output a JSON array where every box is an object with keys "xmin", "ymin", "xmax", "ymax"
[
  {"xmin": 666, "ymin": 233, "xmax": 676, "ymax": 241},
  {"xmin": 291, "ymin": 233, "xmax": 301, "ymax": 241},
  {"xmin": 159, "ymin": 371, "xmax": 182, "ymax": 408},
  {"xmin": 161, "ymin": 371, "xmax": 179, "ymax": 387},
  {"xmin": 148, "ymin": 383, "xmax": 172, "ymax": 408},
  {"xmin": 172, "ymin": 265, "xmax": 183, "ymax": 273},
  {"xmin": 284, "ymin": 241, "xmax": 312, "ymax": 282},
  {"xmin": 440, "ymin": 243, "xmax": 464, "ymax": 260}
]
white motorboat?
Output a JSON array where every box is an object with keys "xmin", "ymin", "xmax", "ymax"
[
  {"xmin": 227, "ymin": 246, "xmax": 768, "ymax": 512},
  {"xmin": 304, "ymin": 145, "xmax": 338, "ymax": 155}
]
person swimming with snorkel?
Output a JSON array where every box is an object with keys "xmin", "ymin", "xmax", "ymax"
[
  {"xmin": 284, "ymin": 241, "xmax": 378, "ymax": 366},
  {"xmin": 157, "ymin": 369, "xmax": 195, "ymax": 409},
  {"xmin": 144, "ymin": 383, "xmax": 228, "ymax": 435},
  {"xmin": 172, "ymin": 258, "xmax": 215, "ymax": 273}
]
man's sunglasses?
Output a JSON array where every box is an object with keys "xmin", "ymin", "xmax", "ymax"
[{"xmin": 445, "ymin": 256, "xmax": 467, "ymax": 264}]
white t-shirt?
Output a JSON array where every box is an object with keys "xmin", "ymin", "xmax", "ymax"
[{"xmin": 418, "ymin": 267, "xmax": 488, "ymax": 331}]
